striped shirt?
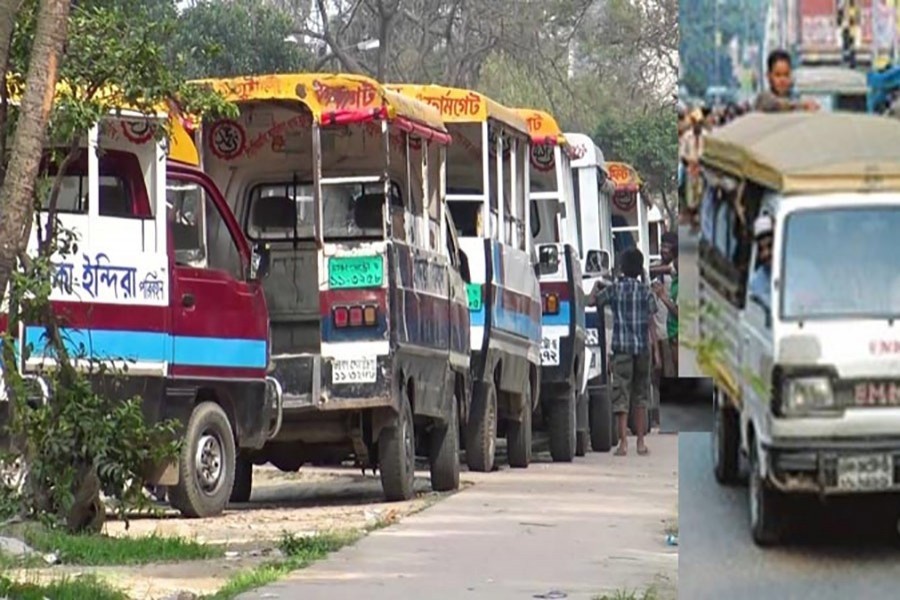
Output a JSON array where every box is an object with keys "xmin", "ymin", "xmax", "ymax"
[{"xmin": 593, "ymin": 277, "xmax": 658, "ymax": 355}]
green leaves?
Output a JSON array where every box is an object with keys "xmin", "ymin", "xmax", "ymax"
[{"xmin": 171, "ymin": 0, "xmax": 313, "ymax": 80}]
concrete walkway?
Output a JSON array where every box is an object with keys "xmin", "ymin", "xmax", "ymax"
[{"xmin": 238, "ymin": 434, "xmax": 679, "ymax": 600}]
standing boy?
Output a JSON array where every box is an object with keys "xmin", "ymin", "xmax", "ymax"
[{"xmin": 586, "ymin": 248, "xmax": 658, "ymax": 456}]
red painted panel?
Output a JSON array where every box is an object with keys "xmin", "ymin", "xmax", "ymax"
[
  {"xmin": 171, "ymin": 266, "xmax": 267, "ymax": 340},
  {"xmin": 169, "ymin": 364, "xmax": 266, "ymax": 379},
  {"xmin": 47, "ymin": 301, "xmax": 168, "ymax": 332},
  {"xmin": 540, "ymin": 281, "xmax": 571, "ymax": 301}
]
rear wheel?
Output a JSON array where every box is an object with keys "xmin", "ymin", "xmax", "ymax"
[
  {"xmin": 589, "ymin": 387, "xmax": 612, "ymax": 452},
  {"xmin": 507, "ymin": 380, "xmax": 533, "ymax": 468},
  {"xmin": 169, "ymin": 402, "xmax": 236, "ymax": 518},
  {"xmin": 229, "ymin": 455, "xmax": 253, "ymax": 503},
  {"xmin": 466, "ymin": 380, "xmax": 497, "ymax": 472},
  {"xmin": 430, "ymin": 390, "xmax": 461, "ymax": 492},
  {"xmin": 548, "ymin": 388, "xmax": 576, "ymax": 462},
  {"xmin": 379, "ymin": 387, "xmax": 416, "ymax": 501}
]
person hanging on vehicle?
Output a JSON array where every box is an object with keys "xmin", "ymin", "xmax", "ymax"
[
  {"xmin": 748, "ymin": 214, "xmax": 774, "ymax": 310},
  {"xmin": 586, "ymin": 248, "xmax": 658, "ymax": 457},
  {"xmin": 754, "ymin": 49, "xmax": 819, "ymax": 113},
  {"xmin": 653, "ymin": 232, "xmax": 679, "ymax": 375}
]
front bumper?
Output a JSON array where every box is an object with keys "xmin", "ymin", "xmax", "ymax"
[
  {"xmin": 271, "ymin": 353, "xmax": 393, "ymax": 414},
  {"xmin": 765, "ymin": 437, "xmax": 900, "ymax": 495}
]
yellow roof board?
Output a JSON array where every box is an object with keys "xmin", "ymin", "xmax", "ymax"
[
  {"xmin": 385, "ymin": 84, "xmax": 529, "ymax": 135},
  {"xmin": 514, "ymin": 108, "xmax": 567, "ymax": 146},
  {"xmin": 702, "ymin": 111, "xmax": 900, "ymax": 194},
  {"xmin": 606, "ymin": 161, "xmax": 642, "ymax": 192},
  {"xmin": 191, "ymin": 73, "xmax": 448, "ymax": 134}
]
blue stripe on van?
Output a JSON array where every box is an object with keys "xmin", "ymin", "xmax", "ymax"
[
  {"xmin": 541, "ymin": 300, "xmax": 571, "ymax": 327},
  {"xmin": 25, "ymin": 326, "xmax": 267, "ymax": 370}
]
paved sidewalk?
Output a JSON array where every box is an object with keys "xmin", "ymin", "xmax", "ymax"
[{"xmin": 239, "ymin": 434, "xmax": 679, "ymax": 600}]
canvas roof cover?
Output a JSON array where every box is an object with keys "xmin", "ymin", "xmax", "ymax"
[{"xmin": 701, "ymin": 112, "xmax": 900, "ymax": 194}]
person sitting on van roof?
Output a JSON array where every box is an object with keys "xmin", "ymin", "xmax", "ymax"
[
  {"xmin": 586, "ymin": 248, "xmax": 658, "ymax": 457},
  {"xmin": 748, "ymin": 214, "xmax": 774, "ymax": 310},
  {"xmin": 754, "ymin": 49, "xmax": 819, "ymax": 113}
]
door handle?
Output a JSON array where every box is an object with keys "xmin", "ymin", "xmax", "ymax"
[{"xmin": 182, "ymin": 293, "xmax": 195, "ymax": 308}]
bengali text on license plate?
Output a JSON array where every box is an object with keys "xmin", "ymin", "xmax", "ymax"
[
  {"xmin": 328, "ymin": 255, "xmax": 383, "ymax": 289},
  {"xmin": 541, "ymin": 337, "xmax": 560, "ymax": 366},
  {"xmin": 331, "ymin": 357, "xmax": 378, "ymax": 385},
  {"xmin": 836, "ymin": 453, "xmax": 894, "ymax": 491}
]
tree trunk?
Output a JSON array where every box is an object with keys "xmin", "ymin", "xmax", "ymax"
[
  {"xmin": 0, "ymin": 0, "xmax": 71, "ymax": 448},
  {"xmin": 0, "ymin": 0, "xmax": 70, "ymax": 313}
]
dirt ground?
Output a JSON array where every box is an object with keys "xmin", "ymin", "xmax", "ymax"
[{"xmin": 7, "ymin": 465, "xmax": 457, "ymax": 599}]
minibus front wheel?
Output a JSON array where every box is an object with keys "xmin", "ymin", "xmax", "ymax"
[{"xmin": 169, "ymin": 401, "xmax": 237, "ymax": 518}]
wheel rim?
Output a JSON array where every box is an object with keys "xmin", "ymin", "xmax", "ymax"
[{"xmin": 195, "ymin": 432, "xmax": 225, "ymax": 495}]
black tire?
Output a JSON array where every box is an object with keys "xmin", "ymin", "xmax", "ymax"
[
  {"xmin": 466, "ymin": 380, "xmax": 497, "ymax": 472},
  {"xmin": 379, "ymin": 386, "xmax": 417, "ymax": 501},
  {"xmin": 230, "ymin": 455, "xmax": 253, "ymax": 503},
  {"xmin": 749, "ymin": 442, "xmax": 784, "ymax": 546},
  {"xmin": 589, "ymin": 387, "xmax": 612, "ymax": 452},
  {"xmin": 168, "ymin": 401, "xmax": 236, "ymax": 518},
  {"xmin": 712, "ymin": 389, "xmax": 740, "ymax": 485},
  {"xmin": 430, "ymin": 390, "xmax": 461, "ymax": 492},
  {"xmin": 507, "ymin": 379, "xmax": 532, "ymax": 468},
  {"xmin": 549, "ymin": 387, "xmax": 576, "ymax": 462}
]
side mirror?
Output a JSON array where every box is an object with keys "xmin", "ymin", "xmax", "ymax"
[
  {"xmin": 250, "ymin": 242, "xmax": 271, "ymax": 281},
  {"xmin": 458, "ymin": 249, "xmax": 471, "ymax": 284},
  {"xmin": 537, "ymin": 244, "xmax": 560, "ymax": 276},
  {"xmin": 584, "ymin": 249, "xmax": 610, "ymax": 276}
]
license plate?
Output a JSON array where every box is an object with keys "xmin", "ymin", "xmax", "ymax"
[
  {"xmin": 585, "ymin": 328, "xmax": 599, "ymax": 346},
  {"xmin": 836, "ymin": 454, "xmax": 894, "ymax": 491},
  {"xmin": 541, "ymin": 337, "xmax": 560, "ymax": 366},
  {"xmin": 331, "ymin": 357, "xmax": 377, "ymax": 385},
  {"xmin": 328, "ymin": 255, "xmax": 383, "ymax": 289}
]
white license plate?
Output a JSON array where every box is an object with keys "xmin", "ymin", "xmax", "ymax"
[
  {"xmin": 541, "ymin": 337, "xmax": 560, "ymax": 366},
  {"xmin": 836, "ymin": 454, "xmax": 894, "ymax": 491},
  {"xmin": 585, "ymin": 328, "xmax": 599, "ymax": 346},
  {"xmin": 331, "ymin": 357, "xmax": 377, "ymax": 385}
]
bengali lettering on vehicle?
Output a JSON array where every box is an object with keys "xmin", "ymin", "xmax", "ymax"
[
  {"xmin": 415, "ymin": 92, "xmax": 482, "ymax": 118},
  {"xmin": 49, "ymin": 252, "xmax": 169, "ymax": 306}
]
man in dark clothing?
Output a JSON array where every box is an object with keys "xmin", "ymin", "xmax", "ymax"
[{"xmin": 586, "ymin": 248, "xmax": 658, "ymax": 456}]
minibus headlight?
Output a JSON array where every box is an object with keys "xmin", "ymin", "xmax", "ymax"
[{"xmin": 782, "ymin": 377, "xmax": 834, "ymax": 415}]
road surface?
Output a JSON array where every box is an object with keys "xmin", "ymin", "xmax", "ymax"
[
  {"xmin": 679, "ymin": 433, "xmax": 900, "ymax": 599},
  {"xmin": 237, "ymin": 436, "xmax": 679, "ymax": 600}
]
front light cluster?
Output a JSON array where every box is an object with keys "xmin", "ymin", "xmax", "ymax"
[{"xmin": 781, "ymin": 376, "xmax": 835, "ymax": 415}]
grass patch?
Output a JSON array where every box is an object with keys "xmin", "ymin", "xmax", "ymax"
[
  {"xmin": 593, "ymin": 587, "xmax": 659, "ymax": 600},
  {"xmin": 15, "ymin": 524, "xmax": 220, "ymax": 565},
  {"xmin": 204, "ymin": 530, "xmax": 361, "ymax": 600},
  {"xmin": 0, "ymin": 574, "xmax": 128, "ymax": 600}
]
